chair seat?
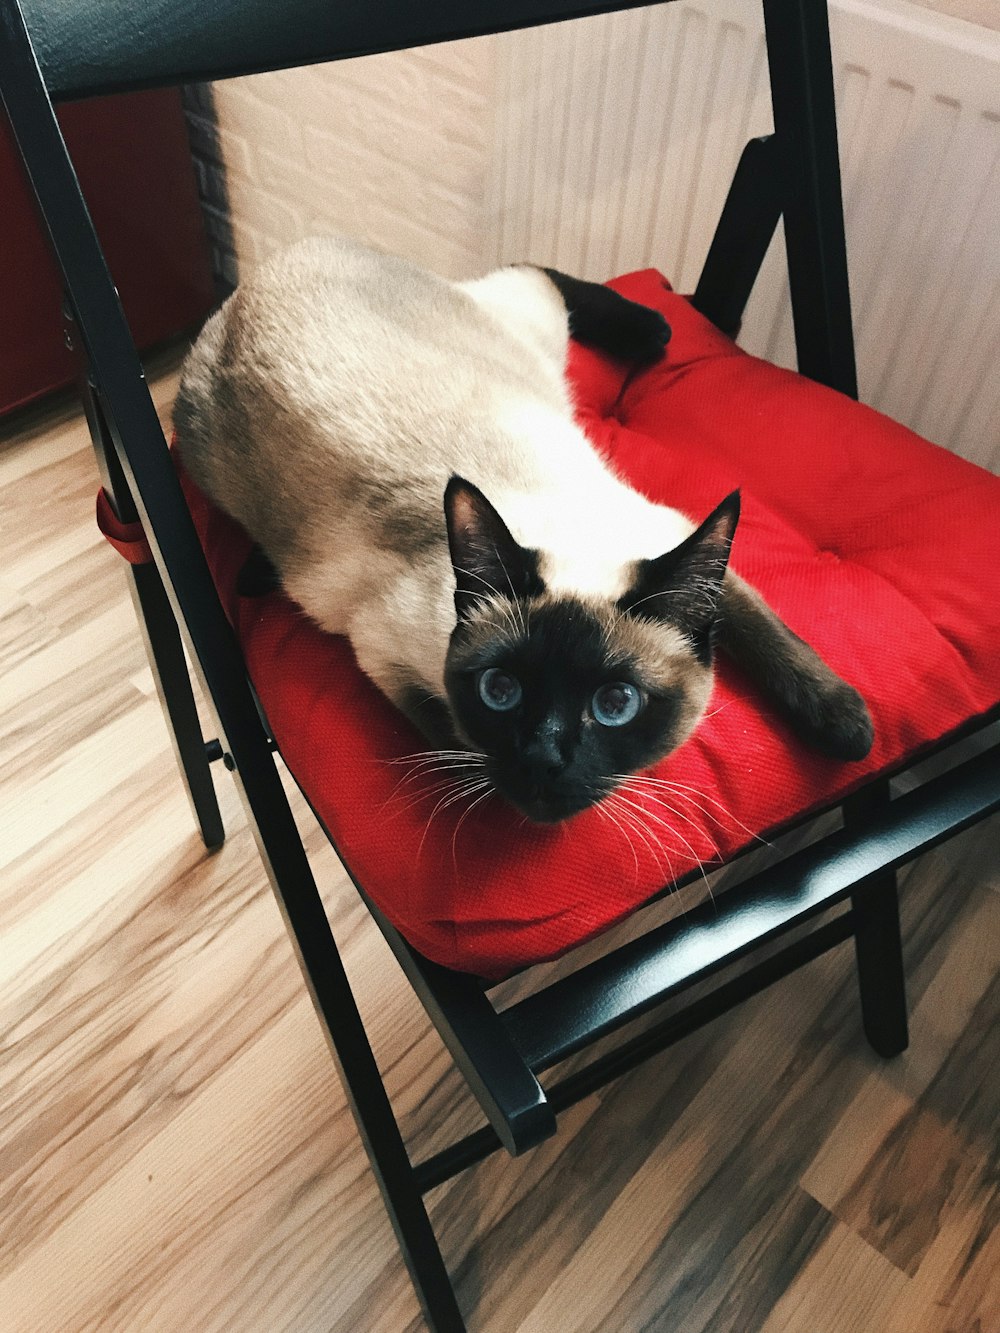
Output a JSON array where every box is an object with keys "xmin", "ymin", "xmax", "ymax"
[{"xmin": 179, "ymin": 269, "xmax": 1000, "ymax": 980}]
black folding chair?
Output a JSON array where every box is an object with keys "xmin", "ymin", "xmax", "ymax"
[{"xmin": 3, "ymin": 1, "xmax": 998, "ymax": 1328}]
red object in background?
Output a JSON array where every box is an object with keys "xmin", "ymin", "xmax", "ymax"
[{"xmin": 1, "ymin": 88, "xmax": 215, "ymax": 415}]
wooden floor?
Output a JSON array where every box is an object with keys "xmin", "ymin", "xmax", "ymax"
[{"xmin": 1, "ymin": 367, "xmax": 998, "ymax": 1333}]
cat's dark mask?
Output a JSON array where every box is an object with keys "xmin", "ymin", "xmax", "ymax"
[{"xmin": 443, "ymin": 476, "xmax": 739, "ymax": 823}]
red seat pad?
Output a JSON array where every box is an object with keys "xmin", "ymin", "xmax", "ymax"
[{"xmin": 179, "ymin": 270, "xmax": 1000, "ymax": 979}]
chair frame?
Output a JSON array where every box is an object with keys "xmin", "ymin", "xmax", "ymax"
[{"xmin": 3, "ymin": 0, "xmax": 998, "ymax": 1327}]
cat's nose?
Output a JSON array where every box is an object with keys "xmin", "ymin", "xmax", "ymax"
[{"xmin": 520, "ymin": 731, "xmax": 567, "ymax": 778}]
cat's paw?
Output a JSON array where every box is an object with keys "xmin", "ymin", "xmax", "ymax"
[
  {"xmin": 602, "ymin": 300, "xmax": 672, "ymax": 366},
  {"xmin": 547, "ymin": 269, "xmax": 671, "ymax": 365},
  {"xmin": 795, "ymin": 678, "xmax": 875, "ymax": 761}
]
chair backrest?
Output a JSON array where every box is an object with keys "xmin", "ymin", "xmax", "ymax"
[
  {"xmin": 18, "ymin": 0, "xmax": 657, "ymax": 100},
  {"xmin": 10, "ymin": 0, "xmax": 857, "ymax": 409}
]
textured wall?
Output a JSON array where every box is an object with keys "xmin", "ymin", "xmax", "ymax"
[
  {"xmin": 183, "ymin": 3, "xmax": 998, "ymax": 466},
  {"xmin": 184, "ymin": 37, "xmax": 495, "ymax": 289}
]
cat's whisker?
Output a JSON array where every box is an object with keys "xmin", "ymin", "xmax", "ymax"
[
  {"xmin": 620, "ymin": 798, "xmax": 721, "ymax": 910},
  {"xmin": 386, "ymin": 754, "xmax": 486, "ymax": 779},
  {"xmin": 614, "ymin": 808, "xmax": 680, "ymax": 891},
  {"xmin": 590, "ymin": 795, "xmax": 640, "ymax": 888},
  {"xmin": 615, "ymin": 779, "xmax": 722, "ymax": 859},
  {"xmin": 385, "ymin": 758, "xmax": 486, "ymax": 784},
  {"xmin": 378, "ymin": 752, "xmax": 488, "ymax": 810},
  {"xmin": 616, "ymin": 779, "xmax": 715, "ymax": 853},
  {"xmin": 702, "ymin": 696, "xmax": 746, "ymax": 722},
  {"xmin": 381, "ymin": 748, "xmax": 484, "ymax": 775},
  {"xmin": 612, "ymin": 784, "xmax": 716, "ymax": 905},
  {"xmin": 620, "ymin": 769, "xmax": 748, "ymax": 827},
  {"xmin": 605, "ymin": 790, "xmax": 681, "ymax": 869},
  {"xmin": 596, "ymin": 793, "xmax": 646, "ymax": 860},
  {"xmin": 434, "ymin": 778, "xmax": 493, "ymax": 818},
  {"xmin": 450, "ymin": 785, "xmax": 497, "ymax": 872},
  {"xmin": 381, "ymin": 765, "xmax": 488, "ymax": 813},
  {"xmin": 601, "ymin": 791, "xmax": 715, "ymax": 922},
  {"xmin": 601, "ymin": 792, "xmax": 678, "ymax": 886},
  {"xmin": 384, "ymin": 751, "xmax": 490, "ymax": 773},
  {"xmin": 382, "ymin": 762, "xmax": 489, "ymax": 817},
  {"xmin": 415, "ymin": 776, "xmax": 494, "ymax": 861},
  {"xmin": 385, "ymin": 778, "xmax": 478, "ymax": 820},
  {"xmin": 622, "ymin": 772, "xmax": 770, "ymax": 848}
]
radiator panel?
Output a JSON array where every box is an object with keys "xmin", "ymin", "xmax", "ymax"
[{"xmin": 489, "ymin": 0, "xmax": 1000, "ymax": 469}]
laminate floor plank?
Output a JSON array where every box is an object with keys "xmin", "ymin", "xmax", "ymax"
[
  {"xmin": 759, "ymin": 1221, "xmax": 910, "ymax": 1333},
  {"xmin": 2, "ymin": 380, "xmax": 998, "ymax": 1333}
]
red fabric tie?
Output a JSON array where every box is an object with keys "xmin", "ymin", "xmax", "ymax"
[{"xmin": 96, "ymin": 487, "xmax": 153, "ymax": 565}]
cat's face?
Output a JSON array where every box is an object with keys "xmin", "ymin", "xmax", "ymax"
[{"xmin": 443, "ymin": 478, "xmax": 739, "ymax": 823}]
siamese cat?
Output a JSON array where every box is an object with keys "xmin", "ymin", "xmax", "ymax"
[{"xmin": 175, "ymin": 236, "xmax": 873, "ymax": 824}]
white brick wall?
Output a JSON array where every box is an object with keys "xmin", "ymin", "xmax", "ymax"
[
  {"xmin": 184, "ymin": 2, "xmax": 997, "ymax": 290},
  {"xmin": 186, "ymin": 1, "xmax": 998, "ymax": 292},
  {"xmin": 186, "ymin": 37, "xmax": 496, "ymax": 290}
]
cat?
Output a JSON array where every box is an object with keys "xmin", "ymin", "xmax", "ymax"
[{"xmin": 174, "ymin": 235, "xmax": 873, "ymax": 824}]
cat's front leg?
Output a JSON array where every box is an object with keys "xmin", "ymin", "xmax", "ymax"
[
  {"xmin": 236, "ymin": 543, "xmax": 283, "ymax": 597},
  {"xmin": 717, "ymin": 572, "xmax": 874, "ymax": 760}
]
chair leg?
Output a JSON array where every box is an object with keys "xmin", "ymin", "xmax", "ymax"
[
  {"xmin": 336, "ymin": 1040, "xmax": 468, "ymax": 1332},
  {"xmin": 851, "ymin": 874, "xmax": 909, "ymax": 1057},
  {"xmin": 231, "ymin": 786, "xmax": 466, "ymax": 1329},
  {"xmin": 845, "ymin": 784, "xmax": 909, "ymax": 1057},
  {"xmin": 128, "ymin": 559, "xmax": 226, "ymax": 850},
  {"xmin": 82, "ymin": 374, "xmax": 225, "ymax": 849}
]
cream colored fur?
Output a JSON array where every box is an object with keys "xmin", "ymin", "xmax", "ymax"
[{"xmin": 175, "ymin": 236, "xmax": 695, "ymax": 707}]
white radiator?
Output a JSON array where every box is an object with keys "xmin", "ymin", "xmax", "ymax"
[{"xmin": 487, "ymin": 0, "xmax": 1000, "ymax": 470}]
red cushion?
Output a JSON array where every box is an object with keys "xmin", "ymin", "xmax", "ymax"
[{"xmin": 179, "ymin": 270, "xmax": 1000, "ymax": 979}]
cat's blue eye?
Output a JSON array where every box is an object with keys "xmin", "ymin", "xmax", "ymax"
[
  {"xmin": 478, "ymin": 667, "xmax": 523, "ymax": 712},
  {"xmin": 592, "ymin": 681, "xmax": 642, "ymax": 727}
]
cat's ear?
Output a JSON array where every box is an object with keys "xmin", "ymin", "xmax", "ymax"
[
  {"xmin": 444, "ymin": 475, "xmax": 542, "ymax": 621},
  {"xmin": 620, "ymin": 491, "xmax": 740, "ymax": 660}
]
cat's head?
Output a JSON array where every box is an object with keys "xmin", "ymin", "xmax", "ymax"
[{"xmin": 442, "ymin": 476, "xmax": 739, "ymax": 823}]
